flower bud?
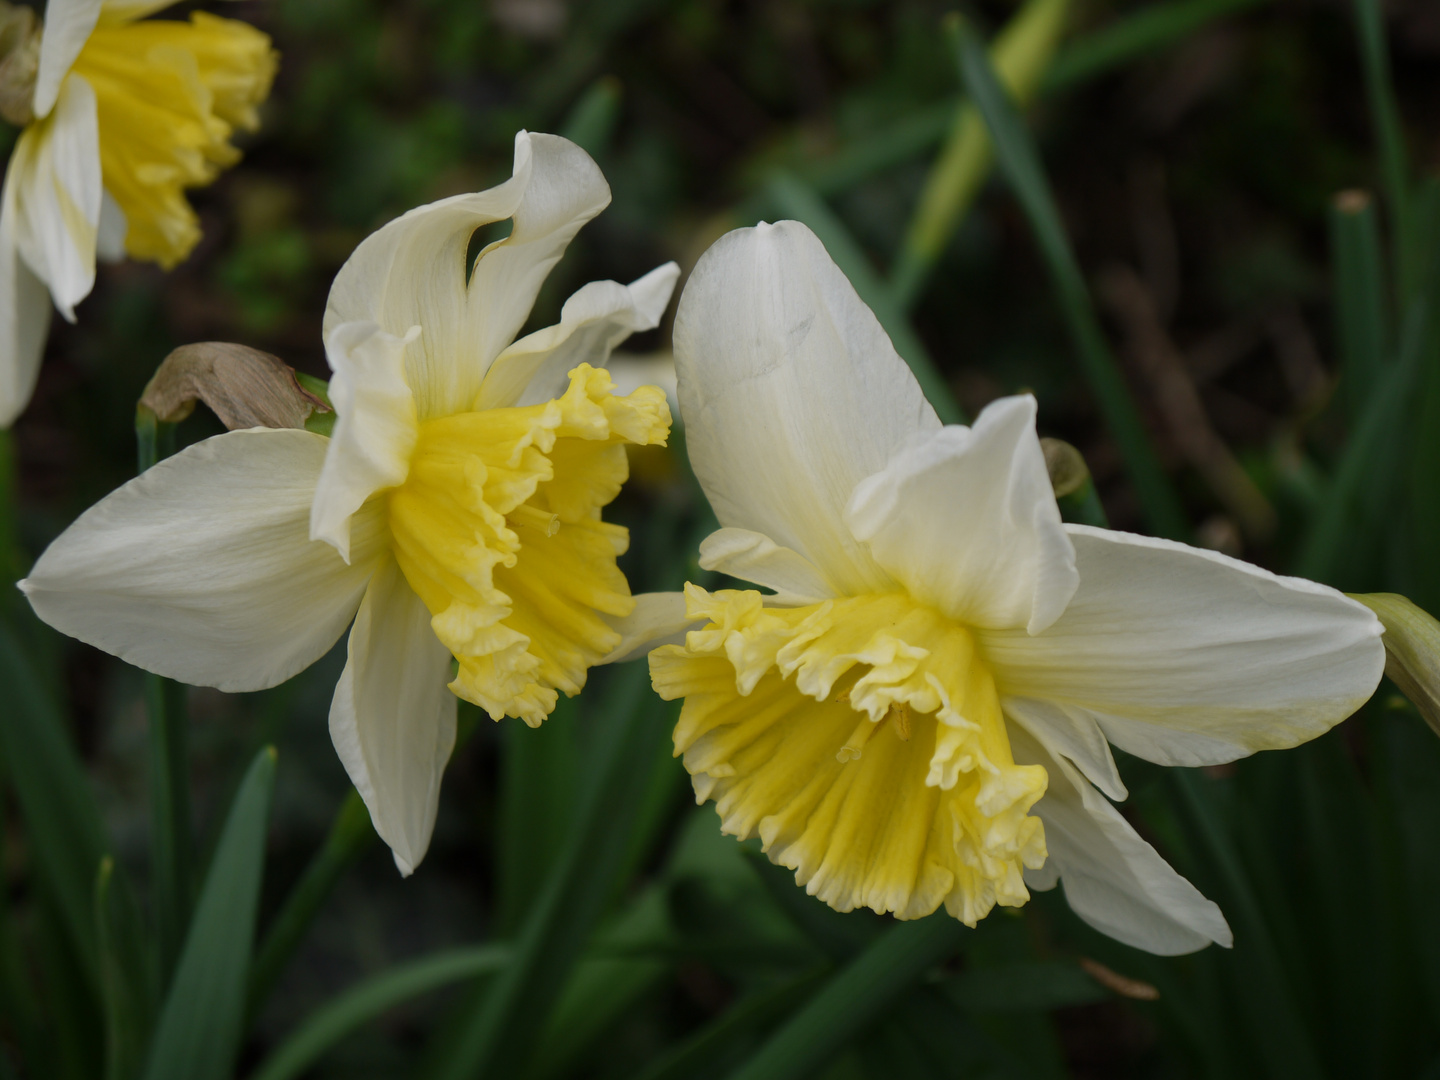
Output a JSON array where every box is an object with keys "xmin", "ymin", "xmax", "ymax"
[
  {"xmin": 139, "ymin": 342, "xmax": 332, "ymax": 433},
  {"xmin": 1351, "ymin": 592, "xmax": 1440, "ymax": 738}
]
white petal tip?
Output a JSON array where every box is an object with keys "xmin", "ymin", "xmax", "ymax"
[{"xmin": 392, "ymin": 850, "xmax": 417, "ymax": 877}]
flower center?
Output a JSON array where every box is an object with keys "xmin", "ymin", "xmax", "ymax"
[
  {"xmin": 71, "ymin": 12, "xmax": 276, "ymax": 267},
  {"xmin": 388, "ymin": 364, "xmax": 670, "ymax": 727},
  {"xmin": 650, "ymin": 585, "xmax": 1049, "ymax": 925}
]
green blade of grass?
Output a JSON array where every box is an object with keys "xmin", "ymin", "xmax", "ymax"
[
  {"xmin": 1169, "ymin": 770, "xmax": 1325, "ymax": 1080},
  {"xmin": 891, "ymin": 0, "xmax": 1071, "ymax": 310},
  {"xmin": 764, "ymin": 170, "xmax": 965, "ymax": 426},
  {"xmin": 427, "ymin": 662, "xmax": 670, "ymax": 1080},
  {"xmin": 1045, "ymin": 0, "xmax": 1266, "ymax": 91},
  {"xmin": 95, "ymin": 857, "xmax": 155, "ymax": 1080},
  {"xmin": 0, "ymin": 618, "xmax": 107, "ymax": 984},
  {"xmin": 954, "ymin": 22, "xmax": 1188, "ymax": 539},
  {"xmin": 631, "ymin": 968, "xmax": 829, "ymax": 1080},
  {"xmin": 1329, "ymin": 190, "xmax": 1391, "ymax": 422},
  {"xmin": 1351, "ymin": 0, "xmax": 1415, "ymax": 301},
  {"xmin": 247, "ymin": 788, "xmax": 376, "ymax": 1020},
  {"xmin": 723, "ymin": 914, "xmax": 967, "ymax": 1080},
  {"xmin": 141, "ymin": 746, "xmax": 276, "ymax": 1080},
  {"xmin": 248, "ymin": 945, "xmax": 511, "ymax": 1080},
  {"xmin": 1296, "ymin": 234, "xmax": 1439, "ymax": 583},
  {"xmin": 559, "ymin": 75, "xmax": 623, "ymax": 158}
]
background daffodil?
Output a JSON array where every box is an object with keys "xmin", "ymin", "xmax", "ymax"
[
  {"xmin": 0, "ymin": 0, "xmax": 277, "ymax": 426},
  {"xmin": 642, "ymin": 220, "xmax": 1386, "ymax": 955},
  {"xmin": 20, "ymin": 131, "xmax": 678, "ymax": 874}
]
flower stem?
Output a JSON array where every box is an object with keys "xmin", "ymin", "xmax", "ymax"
[{"xmin": 136, "ymin": 404, "xmax": 193, "ymax": 985}]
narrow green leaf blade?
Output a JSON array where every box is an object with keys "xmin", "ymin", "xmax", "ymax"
[
  {"xmin": 0, "ymin": 618, "xmax": 107, "ymax": 982},
  {"xmin": 142, "ymin": 746, "xmax": 276, "ymax": 1080},
  {"xmin": 247, "ymin": 787, "xmax": 376, "ymax": 1019},
  {"xmin": 249, "ymin": 945, "xmax": 510, "ymax": 1080},
  {"xmin": 724, "ymin": 914, "xmax": 967, "ymax": 1080},
  {"xmin": 954, "ymin": 23, "xmax": 1188, "ymax": 539},
  {"xmin": 1329, "ymin": 190, "xmax": 1391, "ymax": 421},
  {"xmin": 1352, "ymin": 0, "xmax": 1415, "ymax": 300}
]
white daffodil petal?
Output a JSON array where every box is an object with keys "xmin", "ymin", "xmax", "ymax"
[
  {"xmin": 34, "ymin": 0, "xmax": 102, "ymax": 119},
  {"xmin": 329, "ymin": 557, "xmax": 457, "ymax": 876},
  {"xmin": 980, "ymin": 526, "xmax": 1386, "ymax": 767},
  {"xmin": 1003, "ymin": 695, "xmax": 1127, "ymax": 802},
  {"xmin": 602, "ymin": 591, "xmax": 699, "ymax": 664},
  {"xmin": 0, "ymin": 197, "xmax": 53, "ymax": 428},
  {"xmin": 672, "ymin": 220, "xmax": 939, "ymax": 595},
  {"xmin": 7, "ymin": 74, "xmax": 102, "ymax": 320},
  {"xmin": 21, "ymin": 429, "xmax": 386, "ymax": 692},
  {"xmin": 323, "ymin": 131, "xmax": 610, "ymax": 420},
  {"xmin": 847, "ymin": 395, "xmax": 1078, "ymax": 634},
  {"xmin": 481, "ymin": 261, "xmax": 680, "ymax": 409},
  {"xmin": 697, "ymin": 527, "xmax": 838, "ymax": 603},
  {"xmin": 1010, "ymin": 725, "xmax": 1232, "ymax": 955},
  {"xmin": 312, "ymin": 320, "xmax": 420, "ymax": 562}
]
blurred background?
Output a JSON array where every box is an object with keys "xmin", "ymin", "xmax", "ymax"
[{"xmin": 5, "ymin": 0, "xmax": 1440, "ymax": 1077}]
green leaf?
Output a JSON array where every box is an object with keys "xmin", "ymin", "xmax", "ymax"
[
  {"xmin": 632, "ymin": 969, "xmax": 829, "ymax": 1080},
  {"xmin": 560, "ymin": 75, "xmax": 623, "ymax": 158},
  {"xmin": 954, "ymin": 22, "xmax": 1188, "ymax": 540},
  {"xmin": 248, "ymin": 945, "xmax": 510, "ymax": 1080},
  {"xmin": 247, "ymin": 787, "xmax": 376, "ymax": 1020},
  {"xmin": 1169, "ymin": 770, "xmax": 1325, "ymax": 1080},
  {"xmin": 1045, "ymin": 0, "xmax": 1266, "ymax": 91},
  {"xmin": 142, "ymin": 746, "xmax": 276, "ymax": 1080},
  {"xmin": 938, "ymin": 961, "xmax": 1108, "ymax": 1013},
  {"xmin": 1329, "ymin": 190, "xmax": 1391, "ymax": 422},
  {"xmin": 763, "ymin": 170, "xmax": 965, "ymax": 426},
  {"xmin": 0, "ymin": 617, "xmax": 107, "ymax": 984},
  {"xmin": 723, "ymin": 914, "xmax": 968, "ymax": 1080},
  {"xmin": 95, "ymin": 857, "xmax": 156, "ymax": 1080},
  {"xmin": 426, "ymin": 662, "xmax": 672, "ymax": 1079},
  {"xmin": 1351, "ymin": 0, "xmax": 1415, "ymax": 301}
]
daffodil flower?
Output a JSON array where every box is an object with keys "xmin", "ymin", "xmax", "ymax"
[
  {"xmin": 22, "ymin": 132, "xmax": 678, "ymax": 873},
  {"xmin": 0, "ymin": 0, "xmax": 277, "ymax": 425},
  {"xmin": 642, "ymin": 221, "xmax": 1384, "ymax": 954}
]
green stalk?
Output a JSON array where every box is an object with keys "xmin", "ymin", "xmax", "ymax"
[
  {"xmin": 891, "ymin": 0, "xmax": 1072, "ymax": 309},
  {"xmin": 724, "ymin": 914, "xmax": 967, "ymax": 1080},
  {"xmin": 1351, "ymin": 0, "xmax": 1415, "ymax": 301},
  {"xmin": 953, "ymin": 23, "xmax": 1188, "ymax": 539},
  {"xmin": 1328, "ymin": 190, "xmax": 1391, "ymax": 421},
  {"xmin": 246, "ymin": 789, "xmax": 376, "ymax": 1019},
  {"xmin": 136, "ymin": 405, "xmax": 194, "ymax": 984}
]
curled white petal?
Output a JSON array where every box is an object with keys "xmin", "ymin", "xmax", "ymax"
[
  {"xmin": 1010, "ymin": 724, "xmax": 1232, "ymax": 955},
  {"xmin": 324, "ymin": 130, "xmax": 610, "ymax": 420},
  {"xmin": 847, "ymin": 395, "xmax": 1078, "ymax": 634},
  {"xmin": 601, "ymin": 591, "xmax": 700, "ymax": 664},
  {"xmin": 480, "ymin": 261, "xmax": 680, "ymax": 409},
  {"xmin": 21, "ymin": 429, "xmax": 384, "ymax": 691},
  {"xmin": 329, "ymin": 557, "xmax": 457, "ymax": 876},
  {"xmin": 7, "ymin": 74, "xmax": 102, "ymax": 320},
  {"xmin": 311, "ymin": 320, "xmax": 420, "ymax": 563},
  {"xmin": 34, "ymin": 0, "xmax": 102, "ymax": 119}
]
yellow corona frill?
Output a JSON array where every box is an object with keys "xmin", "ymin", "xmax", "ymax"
[
  {"xmin": 653, "ymin": 587, "xmax": 1047, "ymax": 923},
  {"xmin": 0, "ymin": 0, "xmax": 276, "ymax": 426},
  {"xmin": 628, "ymin": 219, "xmax": 1388, "ymax": 955},
  {"xmin": 22, "ymin": 133, "xmax": 680, "ymax": 875},
  {"xmin": 392, "ymin": 365, "xmax": 668, "ymax": 726}
]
